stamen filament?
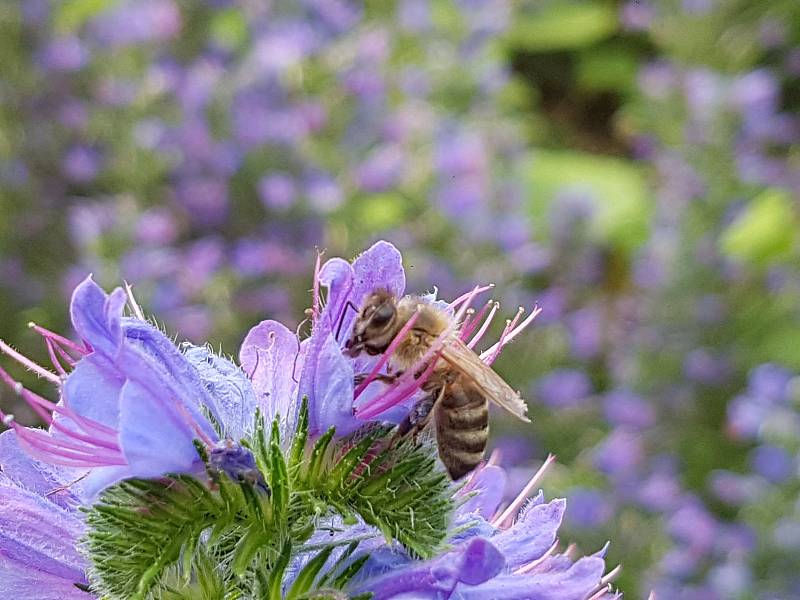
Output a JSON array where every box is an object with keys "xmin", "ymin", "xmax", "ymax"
[
  {"xmin": 124, "ymin": 282, "xmax": 146, "ymax": 321},
  {"xmin": 312, "ymin": 252, "xmax": 322, "ymax": 323},
  {"xmin": 514, "ymin": 538, "xmax": 560, "ymax": 574},
  {"xmin": 479, "ymin": 305, "xmax": 542, "ymax": 362},
  {"xmin": 467, "ymin": 302, "xmax": 500, "ymax": 349},
  {"xmin": 492, "ymin": 454, "xmax": 556, "ymax": 527},
  {"xmin": 0, "ymin": 339, "xmax": 61, "ymax": 384},
  {"xmin": 353, "ymin": 309, "xmax": 422, "ymax": 398},
  {"xmin": 28, "ymin": 322, "xmax": 88, "ymax": 356},
  {"xmin": 482, "ymin": 307, "xmax": 524, "ymax": 366},
  {"xmin": 449, "ymin": 284, "xmax": 494, "ymax": 309},
  {"xmin": 459, "ymin": 299, "xmax": 493, "ymax": 341},
  {"xmin": 45, "ymin": 339, "xmax": 67, "ymax": 376}
]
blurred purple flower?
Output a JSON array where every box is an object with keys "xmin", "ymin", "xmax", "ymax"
[
  {"xmin": 602, "ymin": 390, "xmax": 656, "ymax": 430},
  {"xmin": 38, "ymin": 37, "xmax": 88, "ymax": 72},
  {"xmin": 534, "ymin": 369, "xmax": 592, "ymax": 409},
  {"xmin": 749, "ymin": 444, "xmax": 794, "ymax": 484},
  {"xmin": 258, "ymin": 173, "xmax": 298, "ymax": 210},
  {"xmin": 592, "ymin": 428, "xmax": 644, "ymax": 477},
  {"xmin": 565, "ymin": 488, "xmax": 613, "ymax": 529},
  {"xmin": 62, "ymin": 146, "xmax": 101, "ymax": 183}
]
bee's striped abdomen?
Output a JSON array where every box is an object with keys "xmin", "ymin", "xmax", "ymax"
[{"xmin": 435, "ymin": 381, "xmax": 489, "ymax": 480}]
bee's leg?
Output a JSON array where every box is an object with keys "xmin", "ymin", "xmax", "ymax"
[
  {"xmin": 392, "ymin": 387, "xmax": 444, "ymax": 445},
  {"xmin": 353, "ymin": 372, "xmax": 403, "ymax": 386}
]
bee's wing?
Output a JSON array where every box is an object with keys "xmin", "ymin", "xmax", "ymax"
[{"xmin": 439, "ymin": 339, "xmax": 530, "ymax": 422}]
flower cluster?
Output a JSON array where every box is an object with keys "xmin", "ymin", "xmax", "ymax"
[
  {"xmin": 0, "ymin": 242, "xmax": 618, "ymax": 598},
  {"xmin": 1, "ymin": 0, "xmax": 532, "ymax": 347}
]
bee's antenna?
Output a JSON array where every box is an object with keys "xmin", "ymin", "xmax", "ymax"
[{"xmin": 335, "ymin": 300, "xmax": 360, "ymax": 342}]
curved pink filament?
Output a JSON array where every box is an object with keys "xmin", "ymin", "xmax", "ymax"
[
  {"xmin": 479, "ymin": 305, "xmax": 542, "ymax": 363},
  {"xmin": 28, "ymin": 323, "xmax": 88, "ymax": 356},
  {"xmin": 467, "ymin": 302, "xmax": 500, "ymax": 349},
  {"xmin": 449, "ymin": 284, "xmax": 494, "ymax": 309},
  {"xmin": 0, "ymin": 339, "xmax": 60, "ymax": 384},
  {"xmin": 491, "ymin": 454, "xmax": 556, "ymax": 527},
  {"xmin": 353, "ymin": 309, "xmax": 422, "ymax": 399}
]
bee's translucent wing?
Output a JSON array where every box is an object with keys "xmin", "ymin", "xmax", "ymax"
[{"xmin": 438, "ymin": 338, "xmax": 530, "ymax": 422}]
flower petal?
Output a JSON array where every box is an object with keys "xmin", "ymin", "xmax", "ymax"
[
  {"xmin": 352, "ymin": 537, "xmax": 504, "ymax": 599},
  {"xmin": 69, "ymin": 275, "xmax": 126, "ymax": 357},
  {"xmin": 0, "ymin": 430, "xmax": 87, "ymax": 508},
  {"xmin": 310, "ymin": 333, "xmax": 356, "ymax": 436},
  {"xmin": 492, "ymin": 498, "xmax": 566, "ymax": 568},
  {"xmin": 118, "ymin": 379, "xmax": 205, "ymax": 479},
  {"xmin": 239, "ymin": 320, "xmax": 302, "ymax": 431},
  {"xmin": 317, "ymin": 257, "xmax": 354, "ymax": 333},
  {"xmin": 0, "ymin": 475, "xmax": 87, "ymax": 583},
  {"xmin": 453, "ymin": 555, "xmax": 606, "ymax": 600},
  {"xmin": 0, "ymin": 553, "xmax": 94, "ymax": 600},
  {"xmin": 61, "ymin": 358, "xmax": 124, "ymax": 430},
  {"xmin": 184, "ymin": 344, "xmax": 259, "ymax": 440},
  {"xmin": 458, "ymin": 465, "xmax": 507, "ymax": 519}
]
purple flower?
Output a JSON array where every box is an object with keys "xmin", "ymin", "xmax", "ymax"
[
  {"xmin": 258, "ymin": 173, "xmax": 297, "ymax": 210},
  {"xmin": 349, "ymin": 460, "xmax": 618, "ymax": 599},
  {"xmin": 749, "ymin": 444, "xmax": 794, "ymax": 484},
  {"xmin": 602, "ymin": 390, "xmax": 656, "ymax": 430},
  {"xmin": 0, "ymin": 276, "xmax": 258, "ymax": 498},
  {"xmin": 534, "ymin": 369, "xmax": 592, "ymax": 409},
  {"xmin": 241, "ymin": 240, "xmax": 539, "ymax": 438}
]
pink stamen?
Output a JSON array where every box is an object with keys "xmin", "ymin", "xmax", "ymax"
[
  {"xmin": 514, "ymin": 538, "xmax": 560, "ymax": 574},
  {"xmin": 355, "ymin": 356, "xmax": 439, "ymax": 420},
  {"xmin": 0, "ymin": 339, "xmax": 61, "ymax": 384},
  {"xmin": 600, "ymin": 564, "xmax": 622, "ymax": 586},
  {"xmin": 479, "ymin": 305, "xmax": 542, "ymax": 363},
  {"xmin": 15, "ymin": 431, "xmax": 126, "ymax": 467},
  {"xmin": 52, "ymin": 342, "xmax": 77, "ymax": 367},
  {"xmin": 452, "ymin": 285, "xmax": 483, "ymax": 325},
  {"xmin": 467, "ymin": 302, "xmax": 500, "ymax": 349},
  {"xmin": 28, "ymin": 323, "xmax": 88, "ymax": 356},
  {"xmin": 486, "ymin": 447, "xmax": 502, "ymax": 467},
  {"xmin": 353, "ymin": 309, "xmax": 422, "ymax": 399},
  {"xmin": 124, "ymin": 281, "xmax": 146, "ymax": 321},
  {"xmin": 491, "ymin": 454, "xmax": 556, "ymax": 527},
  {"xmin": 45, "ymin": 339, "xmax": 67, "ymax": 376},
  {"xmin": 449, "ymin": 284, "xmax": 494, "ymax": 309},
  {"xmin": 587, "ymin": 586, "xmax": 614, "ymax": 600},
  {"xmin": 0, "ymin": 364, "xmax": 53, "ymax": 424},
  {"xmin": 355, "ymin": 317, "xmax": 458, "ymax": 420},
  {"xmin": 459, "ymin": 299, "xmax": 493, "ymax": 341},
  {"xmin": 482, "ymin": 307, "xmax": 524, "ymax": 366},
  {"xmin": 312, "ymin": 252, "xmax": 322, "ymax": 323}
]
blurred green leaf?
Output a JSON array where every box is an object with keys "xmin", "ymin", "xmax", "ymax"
[
  {"xmin": 522, "ymin": 149, "xmax": 650, "ymax": 252},
  {"xmin": 576, "ymin": 45, "xmax": 639, "ymax": 94},
  {"xmin": 210, "ymin": 9, "xmax": 248, "ymax": 51},
  {"xmin": 720, "ymin": 189, "xmax": 798, "ymax": 265},
  {"xmin": 505, "ymin": 1, "xmax": 617, "ymax": 52},
  {"xmin": 54, "ymin": 0, "xmax": 117, "ymax": 33},
  {"xmin": 352, "ymin": 194, "xmax": 406, "ymax": 230}
]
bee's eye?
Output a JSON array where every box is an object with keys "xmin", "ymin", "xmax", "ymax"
[{"xmin": 371, "ymin": 303, "xmax": 394, "ymax": 326}]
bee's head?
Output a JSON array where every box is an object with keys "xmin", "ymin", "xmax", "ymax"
[{"xmin": 345, "ymin": 289, "xmax": 398, "ymax": 357}]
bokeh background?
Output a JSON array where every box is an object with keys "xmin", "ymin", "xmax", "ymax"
[{"xmin": 2, "ymin": 0, "xmax": 800, "ymax": 596}]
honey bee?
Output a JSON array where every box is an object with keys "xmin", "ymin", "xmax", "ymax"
[{"xmin": 345, "ymin": 289, "xmax": 530, "ymax": 480}]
